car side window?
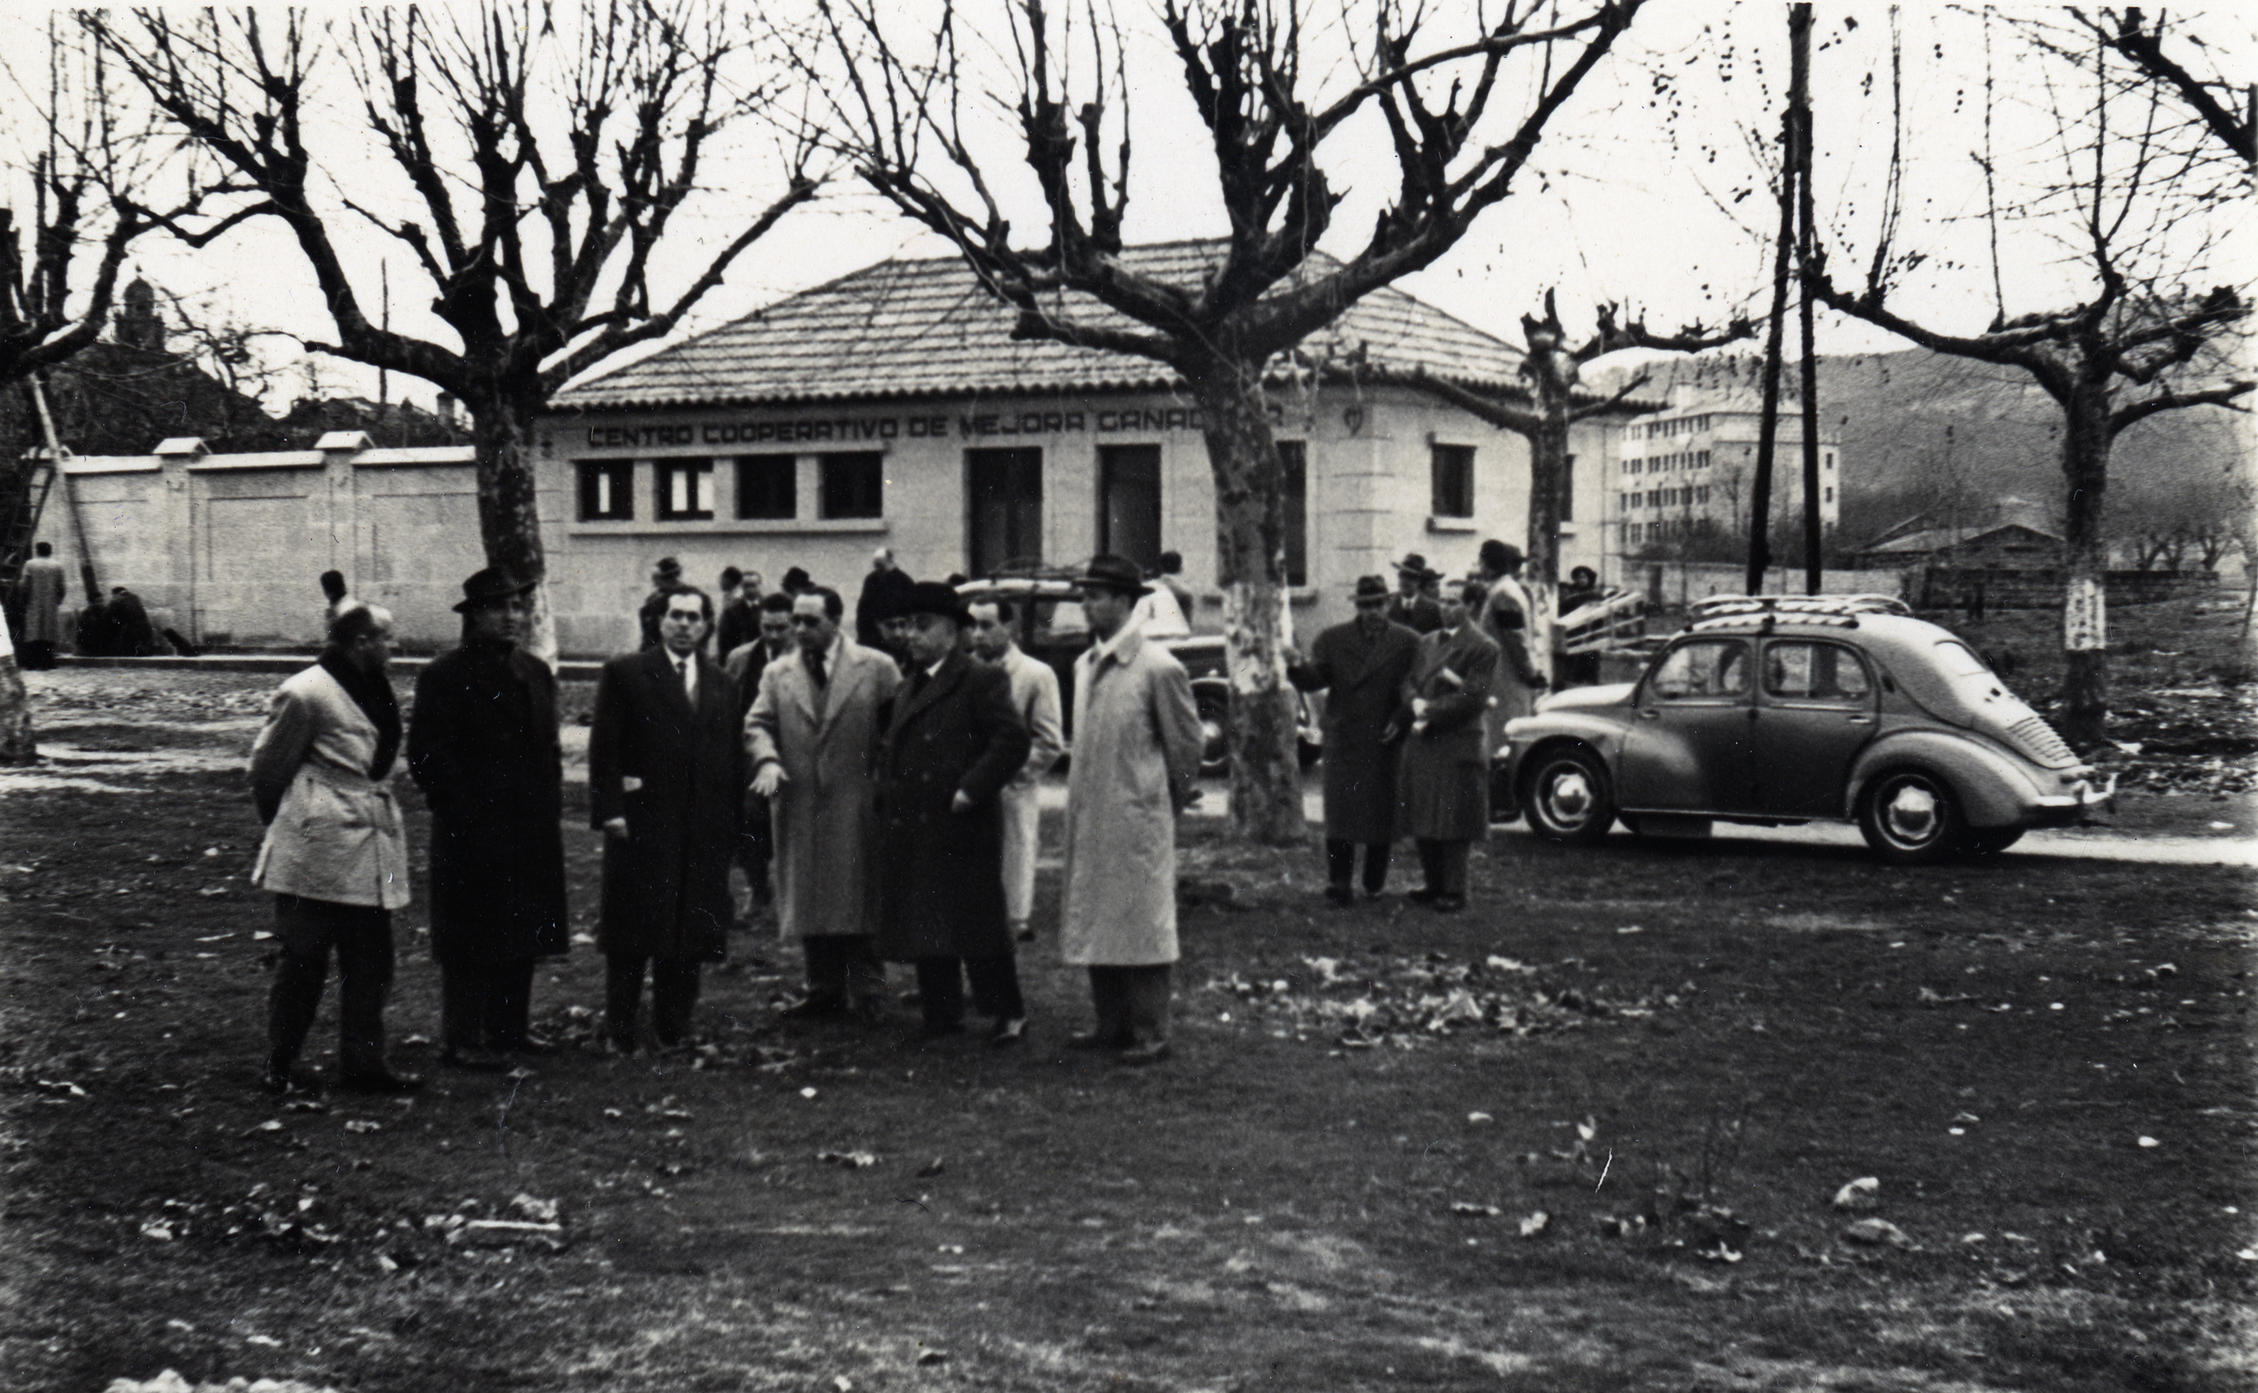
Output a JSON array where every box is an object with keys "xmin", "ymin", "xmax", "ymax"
[
  {"xmin": 1763, "ymin": 641, "xmax": 1871, "ymax": 703},
  {"xmin": 1647, "ymin": 639, "xmax": 1752, "ymax": 702}
]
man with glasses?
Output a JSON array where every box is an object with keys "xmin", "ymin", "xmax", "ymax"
[{"xmin": 747, "ymin": 586, "xmax": 901, "ymax": 1022}]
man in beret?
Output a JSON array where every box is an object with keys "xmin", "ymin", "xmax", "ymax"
[
  {"xmin": 1059, "ymin": 555, "xmax": 1204, "ymax": 1065},
  {"xmin": 873, "ymin": 582, "xmax": 1032, "ymax": 1042},
  {"xmin": 408, "ymin": 568, "xmax": 569, "ymax": 1069}
]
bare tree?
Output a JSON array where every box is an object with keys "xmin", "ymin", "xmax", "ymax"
[
  {"xmin": 1809, "ymin": 14, "xmax": 2252, "ymax": 747},
  {"xmin": 0, "ymin": 20, "xmax": 241, "ymax": 763},
  {"xmin": 793, "ymin": 0, "xmax": 1647, "ymax": 841},
  {"xmin": 2069, "ymin": 6, "xmax": 2255, "ymax": 164},
  {"xmin": 1409, "ymin": 292, "xmax": 1749, "ymax": 675},
  {"xmin": 89, "ymin": 2, "xmax": 818, "ymax": 660}
]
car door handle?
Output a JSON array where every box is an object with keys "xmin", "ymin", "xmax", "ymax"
[
  {"xmin": 1845, "ymin": 714, "xmax": 1874, "ymax": 725},
  {"xmin": 1638, "ymin": 709, "xmax": 1659, "ymax": 720}
]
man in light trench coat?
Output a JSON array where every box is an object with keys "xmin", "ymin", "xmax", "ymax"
[
  {"xmin": 968, "ymin": 597, "xmax": 1065, "ymax": 944},
  {"xmin": 247, "ymin": 605, "xmax": 420, "ymax": 1095},
  {"xmin": 747, "ymin": 585, "xmax": 901, "ymax": 1021},
  {"xmin": 1289, "ymin": 574, "xmax": 1420, "ymax": 904},
  {"xmin": 1059, "ymin": 554, "xmax": 1204, "ymax": 1065}
]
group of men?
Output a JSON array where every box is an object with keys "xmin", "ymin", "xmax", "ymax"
[
  {"xmin": 244, "ymin": 548, "xmax": 1201, "ymax": 1095},
  {"xmin": 1288, "ymin": 539, "xmax": 1554, "ymax": 913}
]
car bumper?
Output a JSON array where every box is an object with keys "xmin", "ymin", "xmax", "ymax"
[{"xmin": 2027, "ymin": 772, "xmax": 2118, "ymax": 827}]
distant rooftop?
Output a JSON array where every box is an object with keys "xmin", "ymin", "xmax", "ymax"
[{"xmin": 552, "ymin": 241, "xmax": 1554, "ymax": 412}]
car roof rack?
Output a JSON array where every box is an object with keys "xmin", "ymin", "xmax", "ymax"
[{"xmin": 1684, "ymin": 593, "xmax": 1911, "ymax": 634}]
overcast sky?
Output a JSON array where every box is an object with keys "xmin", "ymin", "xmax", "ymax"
[{"xmin": 2, "ymin": 0, "xmax": 2249, "ymax": 412}]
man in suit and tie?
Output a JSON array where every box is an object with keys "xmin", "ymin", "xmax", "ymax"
[
  {"xmin": 1288, "ymin": 575, "xmax": 1420, "ymax": 904},
  {"xmin": 1397, "ymin": 578, "xmax": 1501, "ymax": 913},
  {"xmin": 1386, "ymin": 554, "xmax": 1444, "ymax": 635},
  {"xmin": 724, "ymin": 592, "xmax": 796, "ymax": 917},
  {"xmin": 873, "ymin": 583, "xmax": 1032, "ymax": 1042},
  {"xmin": 589, "ymin": 586, "xmax": 745, "ymax": 1051},
  {"xmin": 746, "ymin": 586, "xmax": 901, "ymax": 1022}
]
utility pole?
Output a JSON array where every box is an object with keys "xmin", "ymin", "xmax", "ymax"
[
  {"xmin": 1792, "ymin": 3, "xmax": 1822, "ymax": 593},
  {"xmin": 1746, "ymin": 7, "xmax": 1804, "ymax": 595}
]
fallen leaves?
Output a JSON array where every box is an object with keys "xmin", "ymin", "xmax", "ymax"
[
  {"xmin": 1205, "ymin": 951, "xmax": 1685, "ymax": 1050},
  {"xmin": 1843, "ymin": 1217, "xmax": 1919, "ymax": 1251}
]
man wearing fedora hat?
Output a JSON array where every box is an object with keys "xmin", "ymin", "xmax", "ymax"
[
  {"xmin": 1387, "ymin": 555, "xmax": 1443, "ymax": 635},
  {"xmin": 872, "ymin": 582, "xmax": 1033, "ymax": 1042},
  {"xmin": 1288, "ymin": 575, "xmax": 1421, "ymax": 904},
  {"xmin": 1059, "ymin": 555, "xmax": 1204, "ymax": 1064},
  {"xmin": 408, "ymin": 568, "xmax": 570, "ymax": 1069}
]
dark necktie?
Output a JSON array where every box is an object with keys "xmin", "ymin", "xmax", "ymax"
[
  {"xmin": 806, "ymin": 648, "xmax": 827, "ymax": 689},
  {"xmin": 909, "ymin": 668, "xmax": 929, "ymax": 699}
]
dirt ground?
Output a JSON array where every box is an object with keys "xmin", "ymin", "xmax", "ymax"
[{"xmin": 2, "ymin": 599, "xmax": 2253, "ymax": 1393}]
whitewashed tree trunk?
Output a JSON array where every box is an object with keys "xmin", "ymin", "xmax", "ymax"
[{"xmin": 0, "ymin": 603, "xmax": 33, "ymax": 764}]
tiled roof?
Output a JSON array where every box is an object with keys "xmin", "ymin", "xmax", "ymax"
[{"xmin": 551, "ymin": 240, "xmax": 1531, "ymax": 411}]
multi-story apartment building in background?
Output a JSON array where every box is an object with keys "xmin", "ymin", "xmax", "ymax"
[{"xmin": 1609, "ymin": 386, "xmax": 1842, "ymax": 561}]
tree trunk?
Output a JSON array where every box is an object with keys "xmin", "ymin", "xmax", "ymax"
[
  {"xmin": 1195, "ymin": 363, "xmax": 1305, "ymax": 845},
  {"xmin": 1523, "ymin": 392, "xmax": 1570, "ymax": 684},
  {"xmin": 2059, "ymin": 383, "xmax": 2113, "ymax": 749},
  {"xmin": 466, "ymin": 395, "xmax": 557, "ymax": 665},
  {"xmin": 0, "ymin": 604, "xmax": 33, "ymax": 764}
]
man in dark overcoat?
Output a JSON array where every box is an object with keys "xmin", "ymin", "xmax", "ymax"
[
  {"xmin": 1289, "ymin": 575, "xmax": 1419, "ymax": 904},
  {"xmin": 589, "ymin": 585, "xmax": 745, "ymax": 1051},
  {"xmin": 872, "ymin": 582, "xmax": 1032, "ymax": 1042},
  {"xmin": 1397, "ymin": 578, "xmax": 1500, "ymax": 913},
  {"xmin": 723, "ymin": 591, "xmax": 796, "ymax": 917},
  {"xmin": 408, "ymin": 568, "xmax": 569, "ymax": 1070}
]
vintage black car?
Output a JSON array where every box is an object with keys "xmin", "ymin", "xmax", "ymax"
[
  {"xmin": 1502, "ymin": 594, "xmax": 2114, "ymax": 862},
  {"xmin": 955, "ymin": 567, "xmax": 1320, "ymax": 776}
]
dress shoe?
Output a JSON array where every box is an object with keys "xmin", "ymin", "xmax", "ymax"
[
  {"xmin": 1430, "ymin": 894, "xmax": 1467, "ymax": 914},
  {"xmin": 1407, "ymin": 887, "xmax": 1441, "ymax": 904},
  {"xmin": 1323, "ymin": 884, "xmax": 1355, "ymax": 907},
  {"xmin": 498, "ymin": 1033, "xmax": 561, "ymax": 1057},
  {"xmin": 439, "ymin": 1047, "xmax": 509, "ymax": 1073},
  {"xmin": 335, "ymin": 1070, "xmax": 426, "ymax": 1096},
  {"xmin": 920, "ymin": 1020, "xmax": 966, "ymax": 1039},
  {"xmin": 260, "ymin": 1064, "xmax": 322, "ymax": 1096},
  {"xmin": 1116, "ymin": 1040, "xmax": 1172, "ymax": 1066},
  {"xmin": 988, "ymin": 1017, "xmax": 1029, "ymax": 1048},
  {"xmin": 1012, "ymin": 923, "xmax": 1036, "ymax": 944},
  {"xmin": 1065, "ymin": 1031, "xmax": 1125, "ymax": 1052}
]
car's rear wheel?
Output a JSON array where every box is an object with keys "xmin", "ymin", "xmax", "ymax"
[
  {"xmin": 1965, "ymin": 826, "xmax": 2025, "ymax": 856},
  {"xmin": 1520, "ymin": 746, "xmax": 1615, "ymax": 844},
  {"xmin": 1857, "ymin": 768, "xmax": 1968, "ymax": 864}
]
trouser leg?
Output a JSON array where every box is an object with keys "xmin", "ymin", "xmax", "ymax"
[
  {"xmin": 491, "ymin": 959, "xmax": 536, "ymax": 1046},
  {"xmin": 744, "ymin": 806, "xmax": 775, "ymax": 908},
  {"xmin": 1087, "ymin": 967, "xmax": 1131, "ymax": 1046},
  {"xmin": 915, "ymin": 958, "xmax": 967, "ymax": 1031},
  {"xmin": 1000, "ymin": 786, "xmax": 1039, "ymax": 929},
  {"xmin": 650, "ymin": 959, "xmax": 702, "ymax": 1045},
  {"xmin": 1414, "ymin": 838, "xmax": 1442, "ymax": 891},
  {"xmin": 801, "ymin": 937, "xmax": 847, "ymax": 1006},
  {"xmin": 838, "ymin": 936, "xmax": 886, "ymax": 1015},
  {"xmin": 1361, "ymin": 843, "xmax": 1392, "ymax": 895},
  {"xmin": 965, "ymin": 952, "xmax": 1024, "ymax": 1023},
  {"xmin": 1123, "ymin": 964, "xmax": 1173, "ymax": 1046},
  {"xmin": 439, "ymin": 962, "xmax": 489, "ymax": 1053},
  {"xmin": 332, "ymin": 906, "xmax": 394, "ymax": 1078},
  {"xmin": 604, "ymin": 954, "xmax": 647, "ymax": 1046},
  {"xmin": 267, "ymin": 905, "xmax": 331, "ymax": 1074},
  {"xmin": 1435, "ymin": 841, "xmax": 1470, "ymax": 898},
  {"xmin": 1324, "ymin": 838, "xmax": 1356, "ymax": 890}
]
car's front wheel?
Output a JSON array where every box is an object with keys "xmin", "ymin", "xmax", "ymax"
[
  {"xmin": 1194, "ymin": 687, "xmax": 1230, "ymax": 778},
  {"xmin": 1520, "ymin": 746, "xmax": 1616, "ymax": 844},
  {"xmin": 1857, "ymin": 768, "xmax": 1968, "ymax": 864}
]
